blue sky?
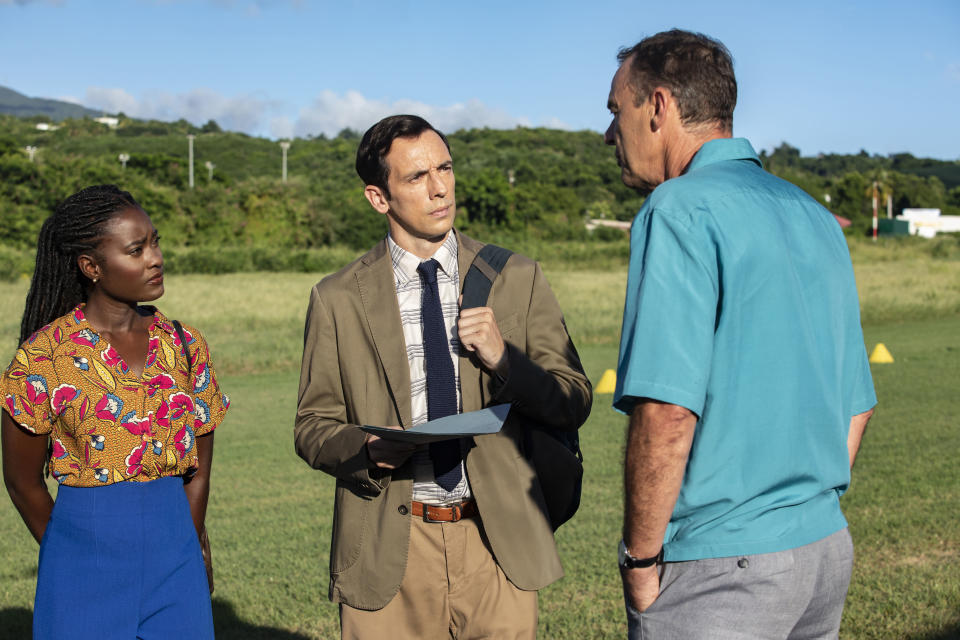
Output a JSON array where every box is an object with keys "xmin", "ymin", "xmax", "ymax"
[{"xmin": 2, "ymin": 0, "xmax": 958, "ymax": 159}]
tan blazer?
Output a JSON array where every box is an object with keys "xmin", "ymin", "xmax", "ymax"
[{"xmin": 294, "ymin": 231, "xmax": 592, "ymax": 610}]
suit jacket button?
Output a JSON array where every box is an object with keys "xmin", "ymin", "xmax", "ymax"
[{"xmin": 397, "ymin": 505, "xmax": 408, "ymax": 515}]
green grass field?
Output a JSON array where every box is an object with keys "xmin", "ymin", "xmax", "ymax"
[{"xmin": 0, "ymin": 246, "xmax": 958, "ymax": 638}]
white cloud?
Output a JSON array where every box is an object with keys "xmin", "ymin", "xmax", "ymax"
[
  {"xmin": 83, "ymin": 86, "xmax": 283, "ymax": 133},
  {"xmin": 85, "ymin": 88, "xmax": 141, "ymax": 116},
  {"xmin": 269, "ymin": 115, "xmax": 294, "ymax": 139},
  {"xmin": 541, "ymin": 117, "xmax": 572, "ymax": 130},
  {"xmin": 947, "ymin": 63, "xmax": 960, "ymax": 83},
  {"xmin": 77, "ymin": 85, "xmax": 561, "ymax": 138},
  {"xmin": 292, "ymin": 90, "xmax": 531, "ymax": 138}
]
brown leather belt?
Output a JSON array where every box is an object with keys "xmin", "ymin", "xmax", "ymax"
[{"xmin": 410, "ymin": 499, "xmax": 478, "ymax": 523}]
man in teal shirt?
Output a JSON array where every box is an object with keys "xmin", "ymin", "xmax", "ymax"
[{"xmin": 607, "ymin": 30, "xmax": 876, "ymax": 639}]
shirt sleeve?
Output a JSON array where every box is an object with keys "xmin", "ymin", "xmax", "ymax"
[
  {"xmin": 613, "ymin": 206, "xmax": 719, "ymax": 416},
  {"xmin": 1, "ymin": 343, "xmax": 55, "ymax": 435},
  {"xmin": 849, "ymin": 340, "xmax": 877, "ymax": 417},
  {"xmin": 181, "ymin": 325, "xmax": 230, "ymax": 436}
]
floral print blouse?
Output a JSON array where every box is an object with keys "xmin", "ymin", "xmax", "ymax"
[{"xmin": 0, "ymin": 305, "xmax": 229, "ymax": 487}]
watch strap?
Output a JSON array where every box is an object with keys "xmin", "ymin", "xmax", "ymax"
[{"xmin": 619, "ymin": 539, "xmax": 662, "ymax": 569}]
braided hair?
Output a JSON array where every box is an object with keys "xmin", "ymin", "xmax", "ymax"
[{"xmin": 19, "ymin": 185, "xmax": 141, "ymax": 344}]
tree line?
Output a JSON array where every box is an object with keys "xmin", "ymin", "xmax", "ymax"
[{"xmin": 1, "ymin": 114, "xmax": 958, "ymax": 258}]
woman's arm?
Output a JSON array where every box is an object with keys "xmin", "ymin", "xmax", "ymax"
[
  {"xmin": 183, "ymin": 432, "xmax": 214, "ymax": 535},
  {"xmin": 1, "ymin": 412, "xmax": 54, "ymax": 544}
]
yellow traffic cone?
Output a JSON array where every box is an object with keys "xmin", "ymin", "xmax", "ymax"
[
  {"xmin": 869, "ymin": 343, "xmax": 894, "ymax": 363},
  {"xmin": 596, "ymin": 369, "xmax": 617, "ymax": 394}
]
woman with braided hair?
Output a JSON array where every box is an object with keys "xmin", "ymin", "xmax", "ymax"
[{"xmin": 1, "ymin": 185, "xmax": 229, "ymax": 639}]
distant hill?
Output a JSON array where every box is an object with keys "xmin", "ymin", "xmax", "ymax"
[{"xmin": 0, "ymin": 85, "xmax": 101, "ymax": 121}]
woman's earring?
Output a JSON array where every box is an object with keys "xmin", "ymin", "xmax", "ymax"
[{"xmin": 92, "ymin": 277, "xmax": 99, "ymax": 284}]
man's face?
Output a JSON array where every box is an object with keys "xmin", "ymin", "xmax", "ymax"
[
  {"xmin": 367, "ymin": 130, "xmax": 456, "ymax": 256},
  {"xmin": 604, "ymin": 58, "xmax": 665, "ymax": 193}
]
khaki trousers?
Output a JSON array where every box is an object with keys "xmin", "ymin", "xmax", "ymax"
[{"xmin": 340, "ymin": 515, "xmax": 538, "ymax": 640}]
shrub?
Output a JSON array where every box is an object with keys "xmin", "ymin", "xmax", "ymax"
[{"xmin": 0, "ymin": 246, "xmax": 34, "ymax": 282}]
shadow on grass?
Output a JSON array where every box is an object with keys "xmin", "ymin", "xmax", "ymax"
[
  {"xmin": 213, "ymin": 599, "xmax": 315, "ymax": 639},
  {"xmin": 1, "ymin": 602, "xmax": 317, "ymax": 640},
  {"xmin": 0, "ymin": 607, "xmax": 31, "ymax": 639},
  {"xmin": 910, "ymin": 624, "xmax": 960, "ymax": 640}
]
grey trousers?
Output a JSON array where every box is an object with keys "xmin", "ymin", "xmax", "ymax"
[{"xmin": 626, "ymin": 528, "xmax": 854, "ymax": 640}]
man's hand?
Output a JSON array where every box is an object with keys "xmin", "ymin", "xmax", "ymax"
[
  {"xmin": 458, "ymin": 297, "xmax": 509, "ymax": 378},
  {"xmin": 621, "ymin": 565, "xmax": 661, "ymax": 613},
  {"xmin": 365, "ymin": 426, "xmax": 416, "ymax": 469}
]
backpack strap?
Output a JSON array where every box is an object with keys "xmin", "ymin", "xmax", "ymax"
[
  {"xmin": 171, "ymin": 320, "xmax": 192, "ymax": 388},
  {"xmin": 461, "ymin": 243, "xmax": 583, "ymax": 529},
  {"xmin": 460, "ymin": 244, "xmax": 514, "ymax": 309}
]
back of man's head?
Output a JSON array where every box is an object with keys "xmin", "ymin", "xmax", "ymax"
[
  {"xmin": 618, "ymin": 29, "xmax": 737, "ymax": 133},
  {"xmin": 355, "ymin": 115, "xmax": 451, "ymax": 199}
]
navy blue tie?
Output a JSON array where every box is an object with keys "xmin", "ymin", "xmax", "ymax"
[{"xmin": 417, "ymin": 259, "xmax": 462, "ymax": 491}]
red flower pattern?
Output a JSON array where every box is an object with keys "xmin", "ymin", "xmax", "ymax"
[{"xmin": 0, "ymin": 305, "xmax": 228, "ymax": 487}]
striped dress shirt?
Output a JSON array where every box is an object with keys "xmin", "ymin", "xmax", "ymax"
[{"xmin": 388, "ymin": 232, "xmax": 472, "ymax": 504}]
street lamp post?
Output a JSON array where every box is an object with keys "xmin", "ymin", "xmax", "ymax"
[
  {"xmin": 280, "ymin": 141, "xmax": 291, "ymax": 183},
  {"xmin": 25, "ymin": 146, "xmax": 37, "ymax": 162},
  {"xmin": 118, "ymin": 153, "xmax": 130, "ymax": 170},
  {"xmin": 187, "ymin": 134, "xmax": 196, "ymax": 189}
]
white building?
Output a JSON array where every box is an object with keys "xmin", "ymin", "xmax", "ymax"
[
  {"xmin": 898, "ymin": 208, "xmax": 960, "ymax": 238},
  {"xmin": 94, "ymin": 116, "xmax": 120, "ymax": 128}
]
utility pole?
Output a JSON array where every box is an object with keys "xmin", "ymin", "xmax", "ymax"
[
  {"xmin": 187, "ymin": 134, "xmax": 196, "ymax": 189},
  {"xmin": 280, "ymin": 141, "xmax": 291, "ymax": 183},
  {"xmin": 25, "ymin": 146, "xmax": 37, "ymax": 162},
  {"xmin": 118, "ymin": 153, "xmax": 130, "ymax": 170},
  {"xmin": 205, "ymin": 160, "xmax": 215, "ymax": 182},
  {"xmin": 507, "ymin": 169, "xmax": 517, "ymax": 224},
  {"xmin": 872, "ymin": 181, "xmax": 879, "ymax": 241}
]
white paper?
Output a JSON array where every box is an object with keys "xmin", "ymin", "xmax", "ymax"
[{"xmin": 361, "ymin": 403, "xmax": 511, "ymax": 444}]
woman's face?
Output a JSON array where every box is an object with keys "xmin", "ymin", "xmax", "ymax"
[{"xmin": 84, "ymin": 207, "xmax": 164, "ymax": 303}]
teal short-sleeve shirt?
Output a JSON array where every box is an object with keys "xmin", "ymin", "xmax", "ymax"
[{"xmin": 614, "ymin": 138, "xmax": 877, "ymax": 561}]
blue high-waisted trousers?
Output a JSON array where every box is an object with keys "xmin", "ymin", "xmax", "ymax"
[{"xmin": 33, "ymin": 476, "xmax": 214, "ymax": 640}]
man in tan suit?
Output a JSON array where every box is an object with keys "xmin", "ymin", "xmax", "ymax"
[{"xmin": 295, "ymin": 114, "xmax": 592, "ymax": 639}]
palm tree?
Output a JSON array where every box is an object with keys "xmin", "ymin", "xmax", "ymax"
[{"xmin": 866, "ymin": 170, "xmax": 894, "ymax": 219}]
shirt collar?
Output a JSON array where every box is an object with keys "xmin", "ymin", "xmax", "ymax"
[
  {"xmin": 387, "ymin": 231, "xmax": 459, "ymax": 286},
  {"xmin": 686, "ymin": 137, "xmax": 762, "ymax": 174},
  {"xmin": 73, "ymin": 303, "xmax": 168, "ymax": 335},
  {"xmin": 66, "ymin": 305, "xmax": 175, "ymax": 377}
]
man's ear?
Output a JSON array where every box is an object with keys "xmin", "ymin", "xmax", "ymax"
[
  {"xmin": 650, "ymin": 87, "xmax": 671, "ymax": 132},
  {"xmin": 364, "ymin": 185, "xmax": 391, "ymax": 215},
  {"xmin": 77, "ymin": 253, "xmax": 101, "ymax": 283}
]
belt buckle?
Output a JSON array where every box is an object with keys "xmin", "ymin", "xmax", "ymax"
[{"xmin": 423, "ymin": 502, "xmax": 461, "ymax": 523}]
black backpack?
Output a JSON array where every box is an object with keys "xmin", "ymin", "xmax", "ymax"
[{"xmin": 461, "ymin": 244, "xmax": 583, "ymax": 530}]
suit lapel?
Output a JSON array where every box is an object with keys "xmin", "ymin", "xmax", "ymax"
[
  {"xmin": 456, "ymin": 230, "xmax": 484, "ymax": 413},
  {"xmin": 356, "ymin": 240, "xmax": 413, "ymax": 428}
]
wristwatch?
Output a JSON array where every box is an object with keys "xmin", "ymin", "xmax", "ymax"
[{"xmin": 618, "ymin": 539, "xmax": 661, "ymax": 569}]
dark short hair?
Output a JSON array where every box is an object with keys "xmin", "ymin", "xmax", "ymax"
[
  {"xmin": 617, "ymin": 29, "xmax": 736, "ymax": 132},
  {"xmin": 355, "ymin": 115, "xmax": 450, "ymax": 200}
]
